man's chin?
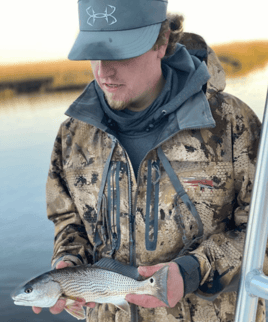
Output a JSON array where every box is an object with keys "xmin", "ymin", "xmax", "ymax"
[{"xmin": 105, "ymin": 95, "xmax": 130, "ymax": 111}]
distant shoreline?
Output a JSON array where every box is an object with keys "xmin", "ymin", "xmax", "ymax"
[
  {"xmin": 1, "ymin": 40, "xmax": 267, "ymax": 100},
  {"xmin": 213, "ymin": 40, "xmax": 268, "ymax": 77},
  {"xmin": 0, "ymin": 60, "xmax": 94, "ymax": 99}
]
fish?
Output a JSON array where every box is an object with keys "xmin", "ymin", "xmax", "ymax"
[{"xmin": 11, "ymin": 258, "xmax": 169, "ymax": 320}]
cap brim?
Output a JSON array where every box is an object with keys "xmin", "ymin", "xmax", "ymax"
[{"xmin": 68, "ymin": 23, "xmax": 162, "ymax": 61}]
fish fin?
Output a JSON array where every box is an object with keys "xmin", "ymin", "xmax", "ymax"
[
  {"xmin": 64, "ymin": 299, "xmax": 86, "ymax": 320},
  {"xmin": 150, "ymin": 265, "xmax": 169, "ymax": 306},
  {"xmin": 111, "ymin": 298, "xmax": 130, "ymax": 314},
  {"xmin": 93, "ymin": 258, "xmax": 140, "ymax": 280}
]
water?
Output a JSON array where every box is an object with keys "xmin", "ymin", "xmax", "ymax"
[
  {"xmin": 0, "ymin": 92, "xmax": 75, "ymax": 322},
  {"xmin": 1, "ymin": 66, "xmax": 268, "ymax": 322},
  {"xmin": 225, "ymin": 66, "xmax": 268, "ymax": 121}
]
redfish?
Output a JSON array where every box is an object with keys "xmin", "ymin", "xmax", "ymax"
[{"xmin": 11, "ymin": 259, "xmax": 169, "ymax": 320}]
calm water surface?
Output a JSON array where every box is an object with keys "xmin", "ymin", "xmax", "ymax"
[{"xmin": 1, "ymin": 66, "xmax": 268, "ymax": 321}]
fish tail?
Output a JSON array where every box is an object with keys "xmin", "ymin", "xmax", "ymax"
[{"xmin": 149, "ymin": 265, "xmax": 169, "ymax": 306}]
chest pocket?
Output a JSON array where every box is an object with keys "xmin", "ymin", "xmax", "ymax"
[
  {"xmin": 157, "ymin": 147, "xmax": 205, "ymax": 255},
  {"xmin": 177, "ymin": 161, "xmax": 234, "ymax": 204}
]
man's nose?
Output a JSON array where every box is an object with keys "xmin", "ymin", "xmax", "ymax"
[{"xmin": 97, "ymin": 60, "xmax": 116, "ymax": 79}]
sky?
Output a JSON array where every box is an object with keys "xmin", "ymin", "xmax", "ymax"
[{"xmin": 0, "ymin": 0, "xmax": 267, "ymax": 64}]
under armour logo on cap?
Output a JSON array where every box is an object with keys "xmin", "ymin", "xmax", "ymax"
[
  {"xmin": 78, "ymin": 0, "xmax": 167, "ymax": 31},
  {"xmin": 69, "ymin": 0, "xmax": 168, "ymax": 60},
  {"xmin": 86, "ymin": 5, "xmax": 117, "ymax": 26}
]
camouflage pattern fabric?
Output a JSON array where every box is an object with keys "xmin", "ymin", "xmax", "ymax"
[{"xmin": 46, "ymin": 33, "xmax": 267, "ymax": 321}]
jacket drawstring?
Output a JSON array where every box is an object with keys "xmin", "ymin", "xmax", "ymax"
[{"xmin": 157, "ymin": 146, "xmax": 204, "ymax": 254}]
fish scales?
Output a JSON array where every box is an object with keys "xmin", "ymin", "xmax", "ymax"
[
  {"xmin": 52, "ymin": 267, "xmax": 147, "ymax": 301},
  {"xmin": 11, "ymin": 262, "xmax": 170, "ymax": 320}
]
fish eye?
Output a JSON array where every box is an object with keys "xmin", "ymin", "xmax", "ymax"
[
  {"xmin": 24, "ymin": 287, "xmax": 33, "ymax": 294},
  {"xmin": 149, "ymin": 278, "xmax": 154, "ymax": 283}
]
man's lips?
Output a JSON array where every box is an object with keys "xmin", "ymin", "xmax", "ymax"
[{"xmin": 102, "ymin": 83, "xmax": 124, "ymax": 92}]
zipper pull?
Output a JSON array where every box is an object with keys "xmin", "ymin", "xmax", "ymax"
[
  {"xmin": 108, "ymin": 232, "xmax": 118, "ymax": 256},
  {"xmin": 152, "ymin": 161, "xmax": 161, "ymax": 185},
  {"xmin": 101, "ymin": 225, "xmax": 107, "ymax": 244}
]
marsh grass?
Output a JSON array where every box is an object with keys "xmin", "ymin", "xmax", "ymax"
[
  {"xmin": 0, "ymin": 40, "xmax": 267, "ymax": 99},
  {"xmin": 212, "ymin": 40, "xmax": 268, "ymax": 77},
  {"xmin": 0, "ymin": 60, "xmax": 93, "ymax": 99}
]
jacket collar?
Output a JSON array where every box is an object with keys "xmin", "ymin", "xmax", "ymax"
[
  {"xmin": 66, "ymin": 80, "xmax": 215, "ymax": 148},
  {"xmin": 65, "ymin": 34, "xmax": 218, "ymax": 139},
  {"xmin": 65, "ymin": 82, "xmax": 108, "ymax": 132}
]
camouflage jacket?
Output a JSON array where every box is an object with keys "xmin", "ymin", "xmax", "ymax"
[{"xmin": 46, "ymin": 33, "xmax": 266, "ymax": 321}]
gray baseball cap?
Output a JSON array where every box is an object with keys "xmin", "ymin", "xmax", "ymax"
[{"xmin": 68, "ymin": 0, "xmax": 168, "ymax": 61}]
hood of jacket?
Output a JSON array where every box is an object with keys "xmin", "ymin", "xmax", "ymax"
[
  {"xmin": 179, "ymin": 32, "xmax": 226, "ymax": 98},
  {"xmin": 65, "ymin": 32, "xmax": 225, "ymax": 138}
]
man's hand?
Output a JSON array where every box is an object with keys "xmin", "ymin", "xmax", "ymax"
[
  {"xmin": 125, "ymin": 262, "xmax": 184, "ymax": 308},
  {"xmin": 32, "ymin": 260, "xmax": 74, "ymax": 315}
]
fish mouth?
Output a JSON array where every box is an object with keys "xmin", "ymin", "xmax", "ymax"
[
  {"xmin": 13, "ymin": 299, "xmax": 31, "ymax": 306},
  {"xmin": 12, "ymin": 293, "xmax": 31, "ymax": 303}
]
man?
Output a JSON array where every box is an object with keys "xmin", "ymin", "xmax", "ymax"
[{"xmin": 33, "ymin": 0, "xmax": 267, "ymax": 321}]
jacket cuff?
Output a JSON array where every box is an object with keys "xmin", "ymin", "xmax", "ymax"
[
  {"xmin": 173, "ymin": 255, "xmax": 201, "ymax": 296},
  {"xmin": 52, "ymin": 254, "xmax": 84, "ymax": 269}
]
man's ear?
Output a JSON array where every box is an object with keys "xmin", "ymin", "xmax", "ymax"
[{"xmin": 157, "ymin": 30, "xmax": 171, "ymax": 59}]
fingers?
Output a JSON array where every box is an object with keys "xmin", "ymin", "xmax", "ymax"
[
  {"xmin": 138, "ymin": 263, "xmax": 165, "ymax": 277},
  {"xmin": 49, "ymin": 299, "xmax": 66, "ymax": 314},
  {"xmin": 85, "ymin": 302, "xmax": 96, "ymax": 308},
  {"xmin": 32, "ymin": 299, "xmax": 67, "ymax": 315},
  {"xmin": 32, "ymin": 306, "xmax": 42, "ymax": 314},
  {"xmin": 126, "ymin": 294, "xmax": 167, "ymax": 308},
  {"xmin": 56, "ymin": 260, "xmax": 74, "ymax": 269}
]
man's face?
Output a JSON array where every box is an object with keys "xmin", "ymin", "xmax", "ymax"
[{"xmin": 90, "ymin": 47, "xmax": 165, "ymax": 111}]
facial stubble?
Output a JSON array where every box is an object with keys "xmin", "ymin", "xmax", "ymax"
[{"xmin": 104, "ymin": 92, "xmax": 133, "ymax": 111}]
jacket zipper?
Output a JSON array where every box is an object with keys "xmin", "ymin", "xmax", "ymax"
[{"xmin": 110, "ymin": 138, "xmax": 138, "ymax": 322}]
